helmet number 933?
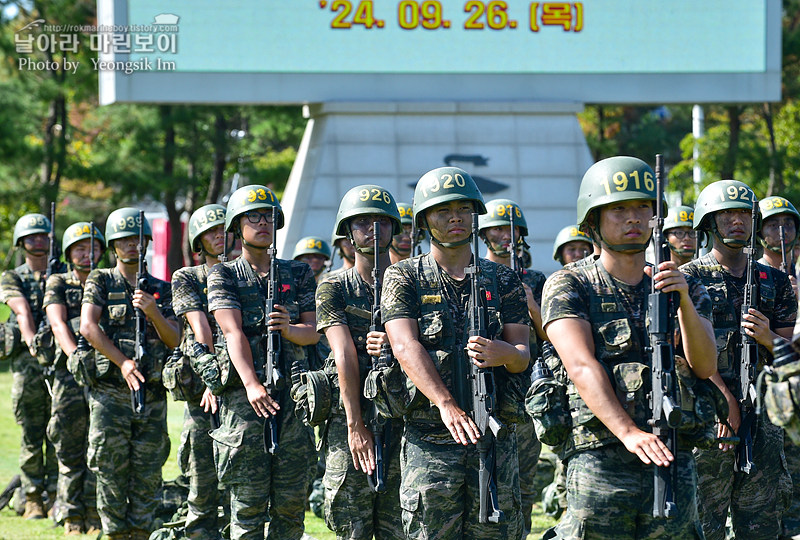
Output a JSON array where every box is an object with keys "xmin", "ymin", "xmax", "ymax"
[
  {"xmin": 358, "ymin": 188, "xmax": 391, "ymax": 205},
  {"xmin": 420, "ymin": 173, "xmax": 466, "ymax": 198},
  {"xmin": 600, "ymin": 170, "xmax": 654, "ymax": 196}
]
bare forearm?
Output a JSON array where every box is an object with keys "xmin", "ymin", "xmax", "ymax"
[
  {"xmin": 284, "ymin": 323, "xmax": 320, "ymax": 346},
  {"xmin": 150, "ymin": 312, "xmax": 181, "ymax": 348},
  {"xmin": 571, "ymin": 361, "xmax": 640, "ymax": 440},
  {"xmin": 336, "ymin": 351, "xmax": 365, "ymax": 428},
  {"xmin": 677, "ymin": 304, "xmax": 716, "ymax": 379},
  {"xmin": 395, "ymin": 339, "xmax": 453, "ymax": 409},
  {"xmin": 81, "ymin": 323, "xmax": 128, "ymax": 369},
  {"xmin": 226, "ymin": 330, "xmax": 261, "ymax": 387},
  {"xmin": 50, "ymin": 319, "xmax": 77, "ymax": 357}
]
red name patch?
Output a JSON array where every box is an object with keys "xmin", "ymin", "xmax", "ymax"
[
  {"xmin": 153, "ymin": 292, "xmax": 160, "ymax": 299},
  {"xmin": 485, "ymin": 291, "xmax": 492, "ymax": 301},
  {"xmin": 759, "ymin": 271, "xmax": 768, "ymax": 280},
  {"xmin": 281, "ymin": 284, "xmax": 291, "ymax": 293}
]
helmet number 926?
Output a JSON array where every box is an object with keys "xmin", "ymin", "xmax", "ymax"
[
  {"xmin": 720, "ymin": 185, "xmax": 754, "ymax": 203},
  {"xmin": 358, "ymin": 188, "xmax": 391, "ymax": 205},
  {"xmin": 420, "ymin": 173, "xmax": 466, "ymax": 198},
  {"xmin": 600, "ymin": 170, "xmax": 654, "ymax": 196},
  {"xmin": 246, "ymin": 188, "xmax": 275, "ymax": 203}
]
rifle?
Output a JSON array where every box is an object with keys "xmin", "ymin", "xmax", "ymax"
[
  {"xmin": 410, "ymin": 202, "xmax": 421, "ymax": 257},
  {"xmin": 46, "ymin": 202, "xmax": 60, "ymax": 279},
  {"xmin": 263, "ymin": 205, "xmax": 284, "ymax": 454},
  {"xmin": 464, "ymin": 212, "xmax": 506, "ymax": 524},
  {"xmin": 132, "ymin": 210, "xmax": 148, "ymax": 415},
  {"xmin": 647, "ymin": 154, "xmax": 681, "ymax": 518},
  {"xmin": 735, "ymin": 199, "xmax": 760, "ymax": 474},
  {"xmin": 41, "ymin": 202, "xmax": 61, "ymax": 396},
  {"xmin": 779, "ymin": 225, "xmax": 788, "ymax": 274},
  {"xmin": 74, "ymin": 222, "xmax": 96, "ymax": 356},
  {"xmin": 367, "ymin": 221, "xmax": 390, "ymax": 493}
]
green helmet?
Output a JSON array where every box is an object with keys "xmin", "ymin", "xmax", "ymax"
[
  {"xmin": 479, "ymin": 199, "xmax": 528, "ymax": 237},
  {"xmin": 105, "ymin": 207, "xmax": 152, "ymax": 243},
  {"xmin": 224, "ymin": 185, "xmax": 284, "ymax": 233},
  {"xmin": 552, "ymin": 225, "xmax": 592, "ymax": 262},
  {"xmin": 292, "ymin": 236, "xmax": 332, "ymax": 260},
  {"xmin": 759, "ymin": 196, "xmax": 799, "ymax": 227},
  {"xmin": 693, "ymin": 180, "xmax": 757, "ymax": 231},
  {"xmin": 334, "ymin": 185, "xmax": 402, "ymax": 237},
  {"xmin": 189, "ymin": 204, "xmax": 226, "ymax": 252},
  {"xmin": 663, "ymin": 205, "xmax": 695, "ymax": 232},
  {"xmin": 62, "ymin": 222, "xmax": 105, "ymax": 258},
  {"xmin": 577, "ymin": 156, "xmax": 658, "ymax": 228},
  {"xmin": 412, "ymin": 167, "xmax": 486, "ymax": 229},
  {"xmin": 397, "ymin": 203, "xmax": 414, "ymax": 226},
  {"xmin": 577, "ymin": 156, "xmax": 658, "ymax": 252},
  {"xmin": 13, "ymin": 213, "xmax": 50, "ymax": 246}
]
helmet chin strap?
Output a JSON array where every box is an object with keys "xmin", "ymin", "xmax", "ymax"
[
  {"xmin": 591, "ymin": 225, "xmax": 651, "ymax": 253},
  {"xmin": 347, "ymin": 226, "xmax": 391, "ymax": 255},
  {"xmin": 759, "ymin": 235, "xmax": 797, "ymax": 254},
  {"xmin": 710, "ymin": 221, "xmax": 747, "ymax": 248},
  {"xmin": 425, "ymin": 217, "xmax": 472, "ymax": 248},
  {"xmin": 389, "ymin": 243, "xmax": 411, "ymax": 257},
  {"xmin": 667, "ymin": 243, "xmax": 695, "ymax": 257},
  {"xmin": 481, "ymin": 235, "xmax": 509, "ymax": 256},
  {"xmin": 22, "ymin": 247, "xmax": 47, "ymax": 257}
]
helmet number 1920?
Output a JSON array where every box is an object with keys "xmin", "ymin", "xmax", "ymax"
[{"xmin": 421, "ymin": 173, "xmax": 467, "ymax": 198}]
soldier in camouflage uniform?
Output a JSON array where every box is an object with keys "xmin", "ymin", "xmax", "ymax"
[
  {"xmin": 479, "ymin": 198, "xmax": 545, "ymax": 538},
  {"xmin": 756, "ymin": 195, "xmax": 800, "ymax": 539},
  {"xmin": 388, "ymin": 203, "xmax": 416, "ymax": 264},
  {"xmin": 80, "ymin": 208, "xmax": 180, "ymax": 540},
  {"xmin": 542, "ymin": 156, "xmax": 717, "ymax": 539},
  {"xmin": 169, "ymin": 204, "xmax": 230, "ymax": 539},
  {"xmin": 330, "ymin": 232, "xmax": 356, "ymax": 275},
  {"xmin": 681, "ymin": 181, "xmax": 796, "ymax": 540},
  {"xmin": 382, "ymin": 167, "xmax": 530, "ymax": 539},
  {"xmin": 663, "ymin": 206, "xmax": 698, "ymax": 267},
  {"xmin": 293, "ymin": 236, "xmax": 332, "ymax": 283},
  {"xmin": 0, "ymin": 213, "xmax": 62, "ymax": 519},
  {"xmin": 207, "ymin": 185, "xmax": 317, "ymax": 540},
  {"xmin": 44, "ymin": 222, "xmax": 104, "ymax": 535},
  {"xmin": 316, "ymin": 185, "xmax": 405, "ymax": 539},
  {"xmin": 552, "ymin": 225, "xmax": 593, "ymax": 267}
]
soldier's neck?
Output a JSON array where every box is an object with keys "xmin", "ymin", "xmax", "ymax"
[
  {"xmin": 355, "ymin": 252, "xmax": 390, "ymax": 286},
  {"xmin": 761, "ymin": 249, "xmax": 783, "ymax": 271},
  {"xmin": 72, "ymin": 268, "xmax": 90, "ymax": 285},
  {"xmin": 243, "ymin": 248, "xmax": 271, "ymax": 276},
  {"xmin": 116, "ymin": 261, "xmax": 138, "ymax": 285},
  {"xmin": 204, "ymin": 254, "xmax": 220, "ymax": 269},
  {"xmin": 25, "ymin": 255, "xmax": 47, "ymax": 273},
  {"xmin": 431, "ymin": 243, "xmax": 472, "ymax": 281},
  {"xmin": 670, "ymin": 253, "xmax": 692, "ymax": 267},
  {"xmin": 599, "ymin": 250, "xmax": 646, "ymax": 286},
  {"xmin": 711, "ymin": 245, "xmax": 747, "ymax": 278},
  {"xmin": 486, "ymin": 251, "xmax": 510, "ymax": 268}
]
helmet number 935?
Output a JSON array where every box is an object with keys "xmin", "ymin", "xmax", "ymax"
[
  {"xmin": 420, "ymin": 173, "xmax": 466, "ymax": 198},
  {"xmin": 600, "ymin": 170, "xmax": 654, "ymax": 196},
  {"xmin": 246, "ymin": 188, "xmax": 275, "ymax": 203},
  {"xmin": 358, "ymin": 188, "xmax": 391, "ymax": 205},
  {"xmin": 720, "ymin": 185, "xmax": 754, "ymax": 203}
]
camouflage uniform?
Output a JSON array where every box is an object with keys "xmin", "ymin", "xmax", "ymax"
[
  {"xmin": 517, "ymin": 268, "xmax": 546, "ymax": 535},
  {"xmin": 0, "ymin": 263, "xmax": 58, "ymax": 500},
  {"xmin": 381, "ymin": 252, "xmax": 529, "ymax": 540},
  {"xmin": 682, "ymin": 252, "xmax": 796, "ymax": 540},
  {"xmin": 82, "ymin": 267, "xmax": 173, "ymax": 535},
  {"xmin": 171, "ymin": 264, "xmax": 221, "ymax": 540},
  {"xmin": 542, "ymin": 258, "xmax": 713, "ymax": 539},
  {"xmin": 316, "ymin": 266, "xmax": 404, "ymax": 539},
  {"xmin": 42, "ymin": 271, "xmax": 96, "ymax": 523},
  {"xmin": 207, "ymin": 255, "xmax": 316, "ymax": 540}
]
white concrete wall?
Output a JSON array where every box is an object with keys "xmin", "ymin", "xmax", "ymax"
[{"xmin": 278, "ymin": 102, "xmax": 594, "ymax": 275}]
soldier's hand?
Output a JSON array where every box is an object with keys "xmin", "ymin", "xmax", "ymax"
[
  {"xmin": 347, "ymin": 420, "xmax": 375, "ymax": 474},
  {"xmin": 741, "ymin": 308, "xmax": 773, "ymax": 347},
  {"xmin": 439, "ymin": 398, "xmax": 480, "ymax": 446},
  {"xmin": 620, "ymin": 429, "xmax": 674, "ymax": 467},
  {"xmin": 244, "ymin": 381, "xmax": 280, "ymax": 418},
  {"xmin": 789, "ymin": 275, "xmax": 797, "ymax": 298},
  {"xmin": 133, "ymin": 289, "xmax": 158, "ymax": 317},
  {"xmin": 267, "ymin": 304, "xmax": 291, "ymax": 337},
  {"xmin": 466, "ymin": 335, "xmax": 516, "ymax": 368},
  {"xmin": 366, "ymin": 331, "xmax": 389, "ymax": 357},
  {"xmin": 645, "ymin": 261, "xmax": 689, "ymax": 301},
  {"xmin": 120, "ymin": 358, "xmax": 145, "ymax": 392},
  {"xmin": 201, "ymin": 388, "xmax": 218, "ymax": 414}
]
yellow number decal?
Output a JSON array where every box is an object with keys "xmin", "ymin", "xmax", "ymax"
[
  {"xmin": 643, "ymin": 171, "xmax": 654, "ymax": 191},
  {"xmin": 569, "ymin": 227, "xmax": 580, "ymax": 237},
  {"xmin": 359, "ymin": 189, "xmax": 370, "ymax": 202},
  {"xmin": 612, "ymin": 171, "xmax": 628, "ymax": 192}
]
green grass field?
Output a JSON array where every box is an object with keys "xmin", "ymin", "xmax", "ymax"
[{"xmin": 0, "ymin": 362, "xmax": 555, "ymax": 539}]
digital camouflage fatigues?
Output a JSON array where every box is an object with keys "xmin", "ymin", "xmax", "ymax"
[
  {"xmin": 541, "ymin": 258, "xmax": 713, "ymax": 539},
  {"xmin": 316, "ymin": 266, "xmax": 404, "ymax": 540},
  {"xmin": 0, "ymin": 263, "xmax": 57, "ymax": 498},
  {"xmin": 43, "ymin": 271, "xmax": 96, "ymax": 523},
  {"xmin": 207, "ymin": 256, "xmax": 315, "ymax": 540},
  {"xmin": 682, "ymin": 253, "xmax": 796, "ymax": 540},
  {"xmin": 171, "ymin": 264, "xmax": 221, "ymax": 539},
  {"xmin": 517, "ymin": 268, "xmax": 546, "ymax": 536},
  {"xmin": 381, "ymin": 253, "xmax": 529, "ymax": 540},
  {"xmin": 82, "ymin": 267, "xmax": 173, "ymax": 535}
]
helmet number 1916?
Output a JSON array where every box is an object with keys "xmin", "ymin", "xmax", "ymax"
[{"xmin": 600, "ymin": 170, "xmax": 654, "ymax": 196}]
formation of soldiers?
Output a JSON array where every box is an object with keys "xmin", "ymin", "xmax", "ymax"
[{"xmin": 0, "ymin": 156, "xmax": 799, "ymax": 540}]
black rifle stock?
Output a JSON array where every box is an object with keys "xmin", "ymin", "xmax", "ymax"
[
  {"xmin": 41, "ymin": 202, "xmax": 61, "ymax": 396},
  {"xmin": 209, "ymin": 225, "xmax": 228, "ymax": 430},
  {"xmin": 735, "ymin": 199, "xmax": 760, "ymax": 474},
  {"xmin": 779, "ymin": 225, "xmax": 788, "ymax": 274},
  {"xmin": 647, "ymin": 154, "xmax": 681, "ymax": 518},
  {"xmin": 132, "ymin": 210, "xmax": 147, "ymax": 415},
  {"xmin": 74, "ymin": 222, "xmax": 96, "ymax": 355},
  {"xmin": 465, "ymin": 213, "xmax": 506, "ymax": 524},
  {"xmin": 410, "ymin": 202, "xmax": 421, "ymax": 257},
  {"xmin": 367, "ymin": 221, "xmax": 390, "ymax": 493},
  {"xmin": 263, "ymin": 205, "xmax": 284, "ymax": 454},
  {"xmin": 509, "ymin": 211, "xmax": 520, "ymax": 278}
]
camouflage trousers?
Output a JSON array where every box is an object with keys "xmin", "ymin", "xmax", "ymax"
[
  {"xmin": 87, "ymin": 383, "xmax": 170, "ymax": 535},
  {"xmin": 399, "ymin": 422, "xmax": 522, "ymax": 540},
  {"xmin": 11, "ymin": 361, "xmax": 57, "ymax": 496},
  {"xmin": 210, "ymin": 386, "xmax": 314, "ymax": 540},
  {"xmin": 322, "ymin": 413, "xmax": 404, "ymax": 539},
  {"xmin": 516, "ymin": 421, "xmax": 542, "ymax": 538},
  {"xmin": 781, "ymin": 437, "xmax": 800, "ymax": 537},
  {"xmin": 178, "ymin": 401, "xmax": 221, "ymax": 540},
  {"xmin": 694, "ymin": 419, "xmax": 790, "ymax": 540},
  {"xmin": 46, "ymin": 366, "xmax": 95, "ymax": 521},
  {"xmin": 551, "ymin": 446, "xmax": 702, "ymax": 540}
]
